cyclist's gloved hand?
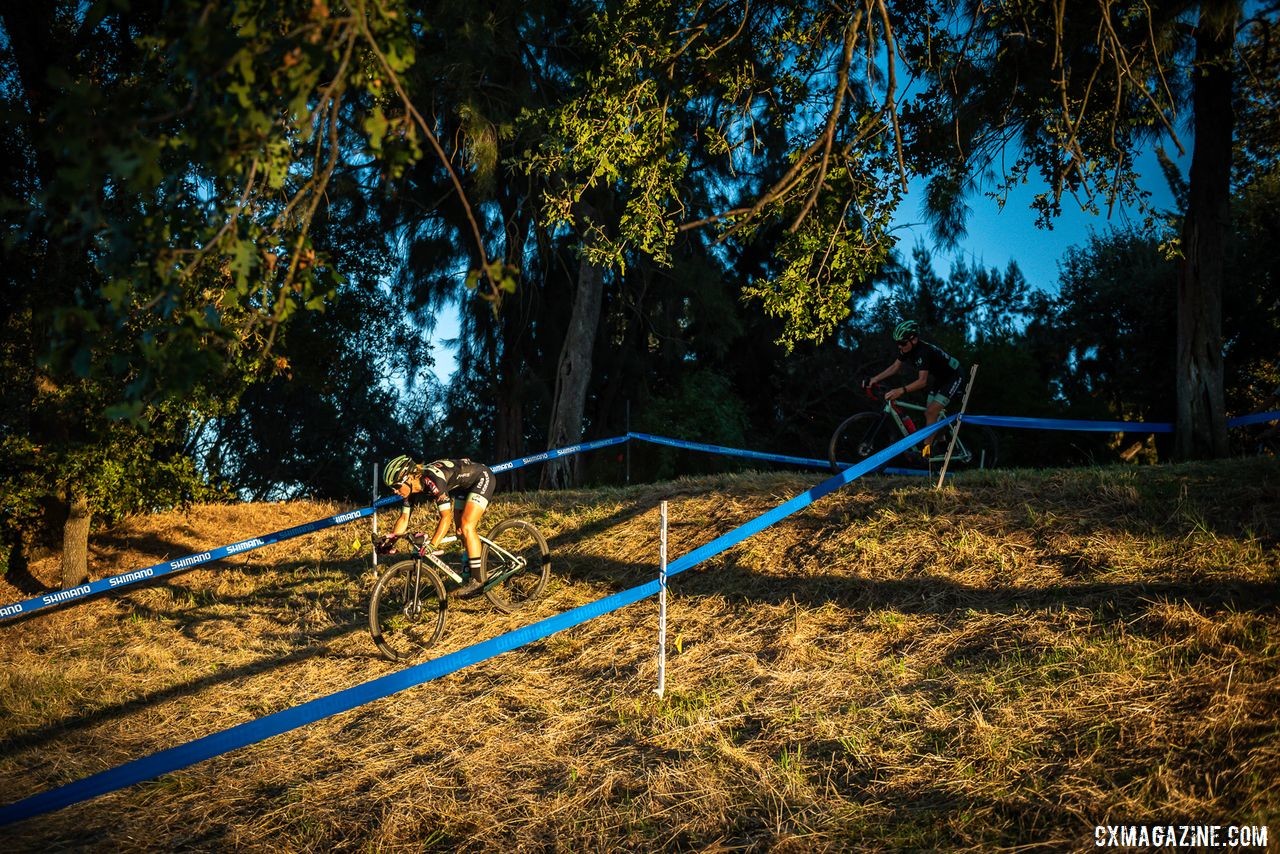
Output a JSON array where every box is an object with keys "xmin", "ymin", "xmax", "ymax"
[{"xmin": 375, "ymin": 534, "xmax": 398, "ymax": 555}]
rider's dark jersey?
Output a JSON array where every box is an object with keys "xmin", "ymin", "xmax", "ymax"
[
  {"xmin": 905, "ymin": 340, "xmax": 961, "ymax": 388},
  {"xmin": 413, "ymin": 458, "xmax": 495, "ymax": 509}
]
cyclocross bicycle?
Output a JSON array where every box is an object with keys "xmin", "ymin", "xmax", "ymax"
[
  {"xmin": 827, "ymin": 382, "xmax": 998, "ymax": 473},
  {"xmin": 368, "ymin": 518, "xmax": 550, "ymax": 661}
]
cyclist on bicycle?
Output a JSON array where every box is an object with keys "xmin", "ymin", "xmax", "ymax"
[
  {"xmin": 377, "ymin": 455, "xmax": 495, "ymax": 597},
  {"xmin": 863, "ymin": 320, "xmax": 964, "ymax": 456}
]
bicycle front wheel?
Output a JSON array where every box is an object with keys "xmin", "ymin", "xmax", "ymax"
[
  {"xmin": 480, "ymin": 519, "xmax": 550, "ymax": 614},
  {"xmin": 828, "ymin": 412, "xmax": 896, "ymax": 472},
  {"xmin": 369, "ymin": 559, "xmax": 447, "ymax": 661}
]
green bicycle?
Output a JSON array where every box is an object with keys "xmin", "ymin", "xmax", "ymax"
[
  {"xmin": 368, "ymin": 519, "xmax": 550, "ymax": 662},
  {"xmin": 828, "ymin": 382, "xmax": 998, "ymax": 473}
]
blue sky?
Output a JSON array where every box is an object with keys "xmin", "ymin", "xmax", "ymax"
[{"xmin": 890, "ymin": 146, "xmax": 1186, "ymax": 293}]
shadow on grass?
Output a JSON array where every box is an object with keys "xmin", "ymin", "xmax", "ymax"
[
  {"xmin": 88, "ymin": 531, "xmax": 203, "ymax": 565},
  {"xmin": 5, "ymin": 467, "xmax": 1276, "ymax": 772},
  {"xmin": 0, "ymin": 557, "xmax": 378, "ymax": 757},
  {"xmin": 673, "ymin": 554, "xmax": 1280, "ymax": 620}
]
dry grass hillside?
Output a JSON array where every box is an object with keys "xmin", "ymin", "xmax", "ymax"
[{"xmin": 1, "ymin": 459, "xmax": 1278, "ymax": 851}]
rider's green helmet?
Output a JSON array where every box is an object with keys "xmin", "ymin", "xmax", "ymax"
[
  {"xmin": 893, "ymin": 320, "xmax": 919, "ymax": 342},
  {"xmin": 382, "ymin": 455, "xmax": 416, "ymax": 488}
]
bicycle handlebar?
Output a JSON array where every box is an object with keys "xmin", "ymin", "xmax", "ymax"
[{"xmin": 861, "ymin": 381, "xmax": 904, "ymax": 408}]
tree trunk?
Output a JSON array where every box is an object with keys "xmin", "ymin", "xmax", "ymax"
[
  {"xmin": 1175, "ymin": 3, "xmax": 1236, "ymax": 459},
  {"xmin": 495, "ymin": 204, "xmax": 533, "ymax": 489},
  {"xmin": 59, "ymin": 492, "xmax": 91, "ymax": 589},
  {"xmin": 542, "ymin": 252, "xmax": 605, "ymax": 489},
  {"xmin": 496, "ymin": 322, "xmax": 527, "ymax": 489}
]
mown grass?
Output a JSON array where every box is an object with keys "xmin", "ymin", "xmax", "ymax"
[{"xmin": 1, "ymin": 458, "xmax": 1278, "ymax": 851}]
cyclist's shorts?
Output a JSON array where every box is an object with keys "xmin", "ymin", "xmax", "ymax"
[
  {"xmin": 440, "ymin": 465, "xmax": 494, "ymax": 512},
  {"xmin": 928, "ymin": 373, "xmax": 964, "ymax": 407}
]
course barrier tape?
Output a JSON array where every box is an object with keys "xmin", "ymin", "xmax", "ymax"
[
  {"xmin": 628, "ymin": 431, "xmax": 832, "ymax": 470},
  {"xmin": 1229, "ymin": 409, "xmax": 1280, "ymax": 428},
  {"xmin": 963, "ymin": 414, "xmax": 1174, "ymax": 433},
  {"xmin": 491, "ymin": 435, "xmax": 629, "ymax": 474},
  {"xmin": 7, "ymin": 409, "xmax": 1274, "ymax": 625},
  {"xmin": 0, "ymin": 418, "xmax": 954, "ymax": 827},
  {"xmin": 0, "ymin": 436, "xmax": 630, "ymax": 625},
  {"xmin": 964, "ymin": 409, "xmax": 1279, "ymax": 432},
  {"xmin": 628, "ymin": 431, "xmax": 947, "ymax": 478},
  {"xmin": 0, "ymin": 498, "xmax": 402, "ymax": 625}
]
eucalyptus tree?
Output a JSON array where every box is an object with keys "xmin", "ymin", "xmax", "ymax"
[
  {"xmin": 896, "ymin": 0, "xmax": 1278, "ymax": 458},
  {"xmin": 514, "ymin": 0, "xmax": 921, "ymax": 484},
  {"xmin": 360, "ymin": 0, "xmax": 577, "ymax": 489},
  {"xmin": 373, "ymin": 1, "xmax": 943, "ymax": 488},
  {"xmin": 0, "ymin": 1, "xmax": 445, "ymax": 587}
]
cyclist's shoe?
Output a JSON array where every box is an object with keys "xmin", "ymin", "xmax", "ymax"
[{"xmin": 454, "ymin": 577, "xmax": 482, "ymax": 598}]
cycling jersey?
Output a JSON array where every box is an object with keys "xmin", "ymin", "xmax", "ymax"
[
  {"xmin": 904, "ymin": 340, "xmax": 963, "ymax": 404},
  {"xmin": 413, "ymin": 458, "xmax": 495, "ymax": 510}
]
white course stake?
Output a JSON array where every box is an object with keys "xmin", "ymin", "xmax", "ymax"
[
  {"xmin": 936, "ymin": 364, "xmax": 980, "ymax": 490},
  {"xmin": 372, "ymin": 463, "xmax": 380, "ymax": 568},
  {"xmin": 655, "ymin": 500, "xmax": 668, "ymax": 699}
]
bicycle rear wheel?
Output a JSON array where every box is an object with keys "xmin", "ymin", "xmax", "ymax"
[
  {"xmin": 369, "ymin": 559, "xmax": 447, "ymax": 661},
  {"xmin": 828, "ymin": 412, "xmax": 896, "ymax": 472},
  {"xmin": 480, "ymin": 519, "xmax": 550, "ymax": 614}
]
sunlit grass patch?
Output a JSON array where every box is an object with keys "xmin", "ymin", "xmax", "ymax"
[{"xmin": 1, "ymin": 459, "xmax": 1277, "ymax": 850}]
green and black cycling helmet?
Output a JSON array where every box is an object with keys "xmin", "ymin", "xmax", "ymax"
[
  {"xmin": 893, "ymin": 320, "xmax": 919, "ymax": 342},
  {"xmin": 382, "ymin": 455, "xmax": 419, "ymax": 488}
]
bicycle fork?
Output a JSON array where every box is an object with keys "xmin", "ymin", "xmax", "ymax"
[
  {"xmin": 866, "ymin": 411, "xmax": 899, "ymax": 453},
  {"xmin": 402, "ymin": 563, "xmax": 424, "ymax": 620}
]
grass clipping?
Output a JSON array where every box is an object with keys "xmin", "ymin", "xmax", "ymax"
[{"xmin": 1, "ymin": 459, "xmax": 1278, "ymax": 851}]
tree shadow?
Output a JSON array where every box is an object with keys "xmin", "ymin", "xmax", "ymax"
[
  {"xmin": 89, "ymin": 531, "xmax": 200, "ymax": 563},
  {"xmin": 0, "ymin": 618, "xmax": 366, "ymax": 757},
  {"xmin": 0, "ymin": 556, "xmax": 385, "ymax": 755},
  {"xmin": 6, "ymin": 472, "xmax": 1275, "ymax": 774},
  {"xmin": 674, "ymin": 552, "xmax": 1280, "ymax": 620},
  {"xmin": 2, "ymin": 552, "xmax": 52, "ymax": 597}
]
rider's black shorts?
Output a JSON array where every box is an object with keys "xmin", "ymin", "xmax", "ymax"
[
  {"xmin": 929, "ymin": 373, "xmax": 964, "ymax": 406},
  {"xmin": 421, "ymin": 459, "xmax": 495, "ymax": 511}
]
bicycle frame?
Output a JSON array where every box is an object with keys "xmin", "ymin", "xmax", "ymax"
[
  {"xmin": 370, "ymin": 520, "xmax": 548, "ymax": 660},
  {"xmin": 476, "ymin": 537, "xmax": 528, "ymax": 588},
  {"xmin": 870, "ymin": 391, "xmax": 975, "ymax": 464},
  {"xmin": 397, "ymin": 532, "xmax": 528, "ymax": 591}
]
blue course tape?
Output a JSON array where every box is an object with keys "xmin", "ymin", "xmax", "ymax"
[
  {"xmin": 0, "ymin": 437, "xmax": 629, "ymax": 624},
  {"xmin": 662, "ymin": 417, "xmax": 956, "ymax": 576},
  {"xmin": 491, "ymin": 436, "xmax": 629, "ymax": 474},
  {"xmin": 0, "ymin": 579, "xmax": 660, "ymax": 827},
  {"xmin": 0, "ymin": 497, "xmax": 404, "ymax": 625},
  {"xmin": 963, "ymin": 414, "xmax": 1174, "ymax": 433},
  {"xmin": 628, "ymin": 432, "xmax": 831, "ymax": 470},
  {"xmin": 629, "ymin": 430, "xmax": 949, "ymax": 478},
  {"xmin": 961, "ymin": 411, "xmax": 1280, "ymax": 431},
  {"xmin": 0, "ymin": 418, "xmax": 952, "ymax": 827},
  {"xmin": 1228, "ymin": 410, "xmax": 1280, "ymax": 428}
]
